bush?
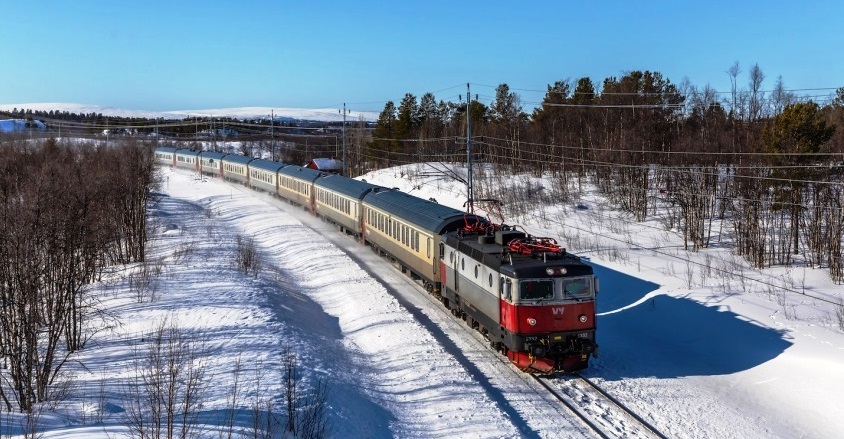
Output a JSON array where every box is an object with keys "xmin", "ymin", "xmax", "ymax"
[{"xmin": 235, "ymin": 235, "xmax": 261, "ymax": 278}]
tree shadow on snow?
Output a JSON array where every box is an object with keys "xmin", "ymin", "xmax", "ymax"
[{"xmin": 589, "ymin": 264, "xmax": 793, "ymax": 380}]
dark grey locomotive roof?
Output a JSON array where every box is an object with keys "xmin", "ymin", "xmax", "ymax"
[
  {"xmin": 315, "ymin": 175, "xmax": 379, "ymax": 200},
  {"xmin": 155, "ymin": 146, "xmax": 178, "ymax": 154},
  {"xmin": 363, "ymin": 188, "xmax": 482, "ymax": 234},
  {"xmin": 249, "ymin": 159, "xmax": 286, "ymax": 173},
  {"xmin": 174, "ymin": 148, "xmax": 200, "ymax": 157},
  {"xmin": 221, "ymin": 154, "xmax": 254, "ymax": 165},
  {"xmin": 279, "ymin": 165, "xmax": 325, "ymax": 182},
  {"xmin": 199, "ymin": 151, "xmax": 226, "ymax": 161},
  {"xmin": 444, "ymin": 231, "xmax": 593, "ymax": 279}
]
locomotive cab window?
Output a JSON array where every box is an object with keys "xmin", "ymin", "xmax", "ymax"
[
  {"xmin": 562, "ymin": 277, "xmax": 594, "ymax": 300},
  {"xmin": 519, "ymin": 280, "xmax": 554, "ymax": 301},
  {"xmin": 502, "ymin": 278, "xmax": 512, "ymax": 300}
]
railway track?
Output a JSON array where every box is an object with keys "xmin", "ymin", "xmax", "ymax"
[{"xmin": 534, "ymin": 373, "xmax": 668, "ymax": 439}]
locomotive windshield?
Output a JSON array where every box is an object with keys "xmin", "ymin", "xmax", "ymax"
[
  {"xmin": 516, "ymin": 276, "xmax": 595, "ymax": 302},
  {"xmin": 519, "ymin": 280, "xmax": 554, "ymax": 300},
  {"xmin": 563, "ymin": 276, "xmax": 594, "ymax": 299}
]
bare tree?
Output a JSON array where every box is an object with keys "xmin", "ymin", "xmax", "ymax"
[
  {"xmin": 281, "ymin": 348, "xmax": 332, "ymax": 439},
  {"xmin": 123, "ymin": 319, "xmax": 207, "ymax": 439},
  {"xmin": 669, "ymin": 166, "xmax": 718, "ymax": 251},
  {"xmin": 0, "ymin": 139, "xmax": 156, "ymax": 411},
  {"xmin": 748, "ymin": 63, "xmax": 766, "ymax": 121},
  {"xmin": 283, "ymin": 348, "xmax": 298, "ymax": 435},
  {"xmin": 770, "ymin": 75, "xmax": 795, "ymax": 115},
  {"xmin": 220, "ymin": 356, "xmax": 243, "ymax": 439},
  {"xmin": 836, "ymin": 299, "xmax": 844, "ymax": 331},
  {"xmin": 726, "ymin": 61, "xmax": 741, "ymax": 118},
  {"xmin": 248, "ymin": 360, "xmax": 281, "ymax": 439}
]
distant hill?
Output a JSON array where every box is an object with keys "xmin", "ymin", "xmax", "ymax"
[{"xmin": 0, "ymin": 103, "xmax": 377, "ymax": 123}]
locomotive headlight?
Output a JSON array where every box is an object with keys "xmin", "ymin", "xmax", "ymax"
[
  {"xmin": 546, "ymin": 268, "xmax": 554, "ymax": 275},
  {"xmin": 559, "ymin": 268, "xmax": 567, "ymax": 274},
  {"xmin": 579, "ymin": 314, "xmax": 588, "ymax": 323},
  {"xmin": 527, "ymin": 318, "xmax": 537, "ymax": 326}
]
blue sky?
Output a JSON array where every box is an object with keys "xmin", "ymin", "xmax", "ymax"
[{"xmin": 1, "ymin": 0, "xmax": 842, "ymax": 113}]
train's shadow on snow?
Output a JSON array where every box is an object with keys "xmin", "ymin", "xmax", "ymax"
[{"xmin": 588, "ymin": 263, "xmax": 792, "ymax": 380}]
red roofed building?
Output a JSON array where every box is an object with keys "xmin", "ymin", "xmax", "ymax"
[{"xmin": 305, "ymin": 158, "xmax": 344, "ymax": 174}]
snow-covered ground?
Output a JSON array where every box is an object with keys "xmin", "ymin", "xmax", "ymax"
[{"xmin": 12, "ymin": 162, "xmax": 844, "ymax": 438}]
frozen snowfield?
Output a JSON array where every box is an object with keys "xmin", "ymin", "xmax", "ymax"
[{"xmin": 12, "ymin": 163, "xmax": 844, "ymax": 438}]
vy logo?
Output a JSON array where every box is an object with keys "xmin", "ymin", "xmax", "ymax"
[{"xmin": 552, "ymin": 307, "xmax": 565, "ymax": 315}]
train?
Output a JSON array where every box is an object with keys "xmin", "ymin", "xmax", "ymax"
[{"xmin": 154, "ymin": 146, "xmax": 599, "ymax": 374}]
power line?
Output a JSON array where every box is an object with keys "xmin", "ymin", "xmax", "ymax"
[
  {"xmin": 471, "ymin": 81, "xmax": 843, "ymax": 97},
  {"xmin": 478, "ymin": 135, "xmax": 844, "ymax": 158}
]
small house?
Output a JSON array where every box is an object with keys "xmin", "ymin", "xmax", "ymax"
[{"xmin": 305, "ymin": 158, "xmax": 344, "ymax": 174}]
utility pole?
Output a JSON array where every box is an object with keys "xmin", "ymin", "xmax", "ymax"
[
  {"xmin": 466, "ymin": 83, "xmax": 474, "ymax": 214},
  {"xmin": 271, "ymin": 109, "xmax": 275, "ymax": 161},
  {"xmin": 341, "ymin": 103, "xmax": 349, "ymax": 176}
]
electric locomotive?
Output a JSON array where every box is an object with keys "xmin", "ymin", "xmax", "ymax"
[{"xmin": 440, "ymin": 225, "xmax": 598, "ymax": 374}]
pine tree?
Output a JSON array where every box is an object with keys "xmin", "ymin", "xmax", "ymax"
[
  {"xmin": 395, "ymin": 93, "xmax": 419, "ymax": 142},
  {"xmin": 763, "ymin": 101, "xmax": 836, "ymax": 254},
  {"xmin": 490, "ymin": 83, "xmax": 522, "ymax": 123},
  {"xmin": 532, "ymin": 80, "xmax": 571, "ymax": 144},
  {"xmin": 370, "ymin": 101, "xmax": 398, "ymax": 164}
]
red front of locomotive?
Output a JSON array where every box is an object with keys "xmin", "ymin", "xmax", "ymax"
[
  {"xmin": 439, "ymin": 229, "xmax": 598, "ymax": 374},
  {"xmin": 498, "ymin": 267, "xmax": 598, "ymax": 374}
]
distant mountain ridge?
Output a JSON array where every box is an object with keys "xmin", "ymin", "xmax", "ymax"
[{"xmin": 0, "ymin": 103, "xmax": 377, "ymax": 122}]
